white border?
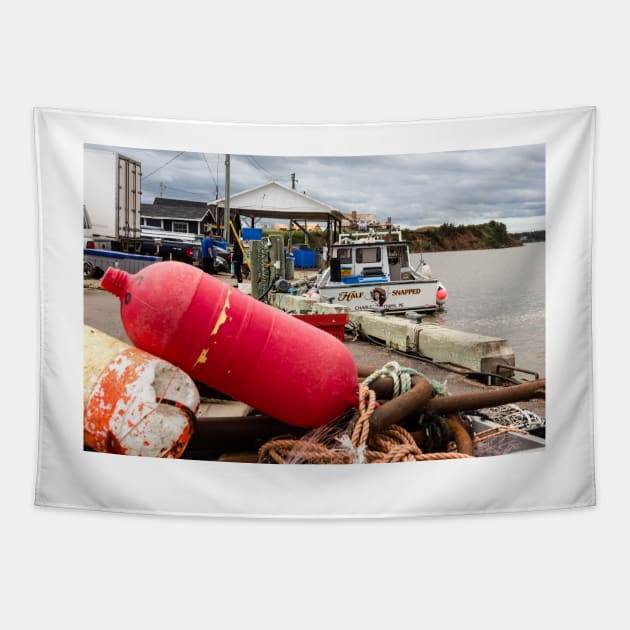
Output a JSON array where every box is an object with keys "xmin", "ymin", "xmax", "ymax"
[{"xmin": 34, "ymin": 107, "xmax": 595, "ymax": 518}]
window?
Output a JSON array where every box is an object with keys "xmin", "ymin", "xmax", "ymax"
[
  {"xmin": 355, "ymin": 247, "xmax": 381, "ymax": 264},
  {"xmin": 335, "ymin": 248, "xmax": 353, "ymax": 264},
  {"xmin": 142, "ymin": 218, "xmax": 162, "ymax": 228},
  {"xmin": 173, "ymin": 222, "xmax": 189, "ymax": 233},
  {"xmin": 387, "ymin": 245, "xmax": 405, "ymax": 265}
]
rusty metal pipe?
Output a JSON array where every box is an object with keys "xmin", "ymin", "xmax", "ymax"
[
  {"xmin": 362, "ymin": 375, "xmax": 404, "ymax": 399},
  {"xmin": 357, "ymin": 364, "xmax": 379, "ymax": 378},
  {"xmin": 369, "ymin": 379, "xmax": 434, "ymax": 433},
  {"xmin": 443, "ymin": 416, "xmax": 474, "ymax": 456},
  {"xmin": 425, "ymin": 379, "xmax": 546, "ymax": 415},
  {"xmin": 357, "ymin": 364, "xmax": 421, "ymax": 399}
]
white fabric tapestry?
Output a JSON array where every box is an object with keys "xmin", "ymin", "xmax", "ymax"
[{"xmin": 34, "ymin": 107, "xmax": 595, "ymax": 518}]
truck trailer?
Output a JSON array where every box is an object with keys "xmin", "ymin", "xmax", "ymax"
[{"xmin": 84, "ymin": 148, "xmax": 142, "ymax": 251}]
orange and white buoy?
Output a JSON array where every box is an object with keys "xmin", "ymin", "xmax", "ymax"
[{"xmin": 83, "ymin": 326, "xmax": 199, "ymax": 458}]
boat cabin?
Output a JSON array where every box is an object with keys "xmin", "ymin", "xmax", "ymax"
[
  {"xmin": 315, "ymin": 232, "xmax": 444, "ymax": 313},
  {"xmin": 329, "ymin": 239, "xmax": 417, "ymax": 284}
]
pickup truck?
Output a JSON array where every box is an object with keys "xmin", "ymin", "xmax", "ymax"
[
  {"xmin": 83, "ymin": 239, "xmax": 232, "ymax": 279},
  {"xmin": 139, "ymin": 239, "xmax": 195, "ymax": 264},
  {"xmin": 139, "ymin": 238, "xmax": 232, "ymax": 273}
]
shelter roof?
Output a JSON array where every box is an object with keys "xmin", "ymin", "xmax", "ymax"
[{"xmin": 210, "ymin": 181, "xmax": 344, "ymax": 222}]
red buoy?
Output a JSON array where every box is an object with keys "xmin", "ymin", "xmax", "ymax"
[
  {"xmin": 436, "ymin": 285, "xmax": 448, "ymax": 305},
  {"xmin": 102, "ymin": 262, "xmax": 359, "ymax": 428}
]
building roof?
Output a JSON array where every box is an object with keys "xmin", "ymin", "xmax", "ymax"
[
  {"xmin": 210, "ymin": 181, "xmax": 345, "ymax": 222},
  {"xmin": 347, "ymin": 212, "xmax": 378, "ymax": 221},
  {"xmin": 141, "ymin": 200, "xmax": 211, "ymax": 221},
  {"xmin": 152, "ymin": 197, "xmax": 208, "ymax": 208}
]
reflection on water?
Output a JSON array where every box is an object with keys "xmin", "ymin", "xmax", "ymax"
[{"xmin": 410, "ymin": 242, "xmax": 545, "ymax": 376}]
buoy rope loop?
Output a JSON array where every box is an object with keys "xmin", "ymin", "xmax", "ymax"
[
  {"xmin": 362, "ymin": 360, "xmax": 447, "ymax": 397},
  {"xmin": 160, "ymin": 398, "xmax": 198, "ymax": 431}
]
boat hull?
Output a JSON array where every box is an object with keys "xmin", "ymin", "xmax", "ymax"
[{"xmin": 318, "ymin": 279, "xmax": 440, "ymax": 313}]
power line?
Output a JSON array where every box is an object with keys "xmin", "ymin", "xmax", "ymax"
[
  {"xmin": 244, "ymin": 155, "xmax": 283, "ymax": 182},
  {"xmin": 143, "ymin": 151, "xmax": 185, "ymax": 180},
  {"xmin": 201, "ymin": 153, "xmax": 218, "ymax": 192},
  {"xmin": 163, "ymin": 185, "xmax": 212, "ymax": 197},
  {"xmin": 146, "ymin": 183, "xmax": 212, "ymax": 199},
  {"xmin": 216, "ymin": 154, "xmax": 220, "ymax": 197}
]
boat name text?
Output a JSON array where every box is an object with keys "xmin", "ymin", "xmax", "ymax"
[
  {"xmin": 391, "ymin": 288, "xmax": 422, "ymax": 296},
  {"xmin": 336, "ymin": 290, "xmax": 364, "ymax": 301}
]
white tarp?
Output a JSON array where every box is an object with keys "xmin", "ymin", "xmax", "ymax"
[{"xmin": 34, "ymin": 107, "xmax": 595, "ymax": 518}]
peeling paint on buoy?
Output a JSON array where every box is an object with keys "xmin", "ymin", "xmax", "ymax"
[{"xmin": 83, "ymin": 326, "xmax": 199, "ymax": 457}]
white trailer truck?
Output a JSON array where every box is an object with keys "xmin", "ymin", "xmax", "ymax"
[{"xmin": 83, "ymin": 148, "xmax": 142, "ymax": 251}]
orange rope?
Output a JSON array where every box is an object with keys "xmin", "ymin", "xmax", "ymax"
[
  {"xmin": 351, "ymin": 384, "xmax": 375, "ymax": 449},
  {"xmin": 258, "ymin": 384, "xmax": 473, "ymax": 464},
  {"xmin": 473, "ymin": 426, "xmax": 528, "ymax": 444}
]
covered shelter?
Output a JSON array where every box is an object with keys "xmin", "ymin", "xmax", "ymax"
[{"xmin": 208, "ymin": 181, "xmax": 345, "ymax": 251}]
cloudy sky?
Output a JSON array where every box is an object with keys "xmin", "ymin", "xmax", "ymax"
[{"xmin": 88, "ymin": 143, "xmax": 545, "ymax": 232}]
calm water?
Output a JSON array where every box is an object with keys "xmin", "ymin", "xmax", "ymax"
[{"xmin": 410, "ymin": 242, "xmax": 545, "ymax": 377}]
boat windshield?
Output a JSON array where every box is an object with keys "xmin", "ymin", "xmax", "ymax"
[
  {"xmin": 335, "ymin": 247, "xmax": 353, "ymax": 264},
  {"xmin": 387, "ymin": 244, "xmax": 408, "ymax": 266},
  {"xmin": 355, "ymin": 247, "xmax": 382, "ymax": 264}
]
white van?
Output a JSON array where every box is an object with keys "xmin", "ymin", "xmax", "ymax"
[{"xmin": 83, "ymin": 204, "xmax": 94, "ymax": 248}]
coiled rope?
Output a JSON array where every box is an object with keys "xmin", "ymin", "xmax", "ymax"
[
  {"xmin": 258, "ymin": 378, "xmax": 471, "ymax": 464},
  {"xmin": 362, "ymin": 360, "xmax": 448, "ymax": 398}
]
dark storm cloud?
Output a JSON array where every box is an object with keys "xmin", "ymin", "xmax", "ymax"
[
  {"xmin": 230, "ymin": 146, "xmax": 545, "ymax": 229},
  {"xmin": 87, "ymin": 143, "xmax": 545, "ymax": 230}
]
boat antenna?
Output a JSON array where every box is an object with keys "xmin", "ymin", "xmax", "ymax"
[
  {"xmin": 413, "ymin": 244, "xmax": 433, "ymax": 279},
  {"xmin": 414, "ymin": 244, "xmax": 426, "ymax": 272}
]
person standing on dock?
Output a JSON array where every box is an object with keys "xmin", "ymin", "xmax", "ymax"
[
  {"xmin": 232, "ymin": 238, "xmax": 244, "ymax": 284},
  {"xmin": 201, "ymin": 230, "xmax": 216, "ymax": 275}
]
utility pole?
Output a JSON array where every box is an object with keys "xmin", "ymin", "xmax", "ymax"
[
  {"xmin": 291, "ymin": 173, "xmax": 297, "ymax": 189},
  {"xmin": 224, "ymin": 154, "xmax": 231, "ymax": 241}
]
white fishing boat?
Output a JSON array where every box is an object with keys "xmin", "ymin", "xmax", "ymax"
[{"xmin": 314, "ymin": 231, "xmax": 447, "ymax": 313}]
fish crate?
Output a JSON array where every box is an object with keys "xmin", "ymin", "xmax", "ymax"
[
  {"xmin": 293, "ymin": 249, "xmax": 315, "ymax": 268},
  {"xmin": 291, "ymin": 313, "xmax": 349, "ymax": 342},
  {"xmin": 242, "ymin": 227, "xmax": 263, "ymax": 241}
]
